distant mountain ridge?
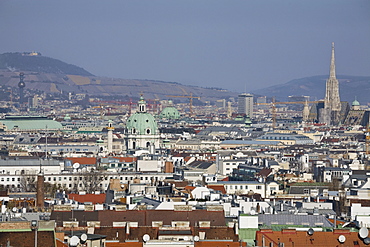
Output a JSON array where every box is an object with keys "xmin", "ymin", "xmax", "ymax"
[
  {"xmin": 0, "ymin": 52, "xmax": 237, "ymax": 102},
  {"xmin": 0, "ymin": 52, "xmax": 93, "ymax": 76},
  {"xmin": 252, "ymin": 75, "xmax": 370, "ymax": 104}
]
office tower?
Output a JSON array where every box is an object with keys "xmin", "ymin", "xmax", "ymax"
[{"xmin": 238, "ymin": 93, "xmax": 253, "ymax": 118}]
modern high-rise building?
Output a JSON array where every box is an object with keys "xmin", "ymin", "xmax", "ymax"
[
  {"xmin": 237, "ymin": 93, "xmax": 253, "ymax": 118},
  {"xmin": 322, "ymin": 42, "xmax": 341, "ymax": 125}
]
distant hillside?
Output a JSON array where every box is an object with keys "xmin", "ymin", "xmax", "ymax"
[
  {"xmin": 252, "ymin": 75, "xmax": 370, "ymax": 104},
  {"xmin": 0, "ymin": 52, "xmax": 93, "ymax": 76},
  {"xmin": 0, "ymin": 52, "xmax": 237, "ymax": 103}
]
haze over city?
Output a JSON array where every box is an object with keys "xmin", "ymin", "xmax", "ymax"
[{"xmin": 1, "ymin": 0, "xmax": 369, "ymax": 92}]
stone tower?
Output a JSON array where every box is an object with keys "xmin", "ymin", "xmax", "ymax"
[
  {"xmin": 323, "ymin": 42, "xmax": 341, "ymax": 125},
  {"xmin": 107, "ymin": 120, "xmax": 114, "ymax": 154}
]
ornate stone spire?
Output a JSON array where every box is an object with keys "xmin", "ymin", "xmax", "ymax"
[
  {"xmin": 330, "ymin": 42, "xmax": 336, "ymax": 78},
  {"xmin": 323, "ymin": 42, "xmax": 341, "ymax": 125}
]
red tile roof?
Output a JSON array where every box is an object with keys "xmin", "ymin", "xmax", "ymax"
[
  {"xmin": 195, "ymin": 241, "xmax": 245, "ymax": 247},
  {"xmin": 68, "ymin": 193, "xmax": 106, "ymax": 204},
  {"xmin": 106, "ymin": 242, "xmax": 142, "ymax": 247},
  {"xmin": 56, "ymin": 239, "xmax": 69, "ymax": 247},
  {"xmin": 65, "ymin": 157, "xmax": 97, "ymax": 165},
  {"xmin": 184, "ymin": 185, "xmax": 196, "ymax": 192},
  {"xmin": 207, "ymin": 185, "xmax": 226, "ymax": 194},
  {"xmin": 256, "ymin": 229, "xmax": 368, "ymax": 247}
]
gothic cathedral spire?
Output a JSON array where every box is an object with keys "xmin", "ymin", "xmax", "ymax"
[
  {"xmin": 323, "ymin": 42, "xmax": 341, "ymax": 125},
  {"xmin": 330, "ymin": 42, "xmax": 336, "ymax": 79}
]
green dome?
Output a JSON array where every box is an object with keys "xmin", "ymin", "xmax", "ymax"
[
  {"xmin": 126, "ymin": 112, "xmax": 158, "ymax": 135},
  {"xmin": 234, "ymin": 115, "xmax": 244, "ymax": 121},
  {"xmin": 160, "ymin": 106, "xmax": 180, "ymax": 120},
  {"xmin": 126, "ymin": 96, "xmax": 158, "ymax": 135},
  {"xmin": 352, "ymin": 99, "xmax": 360, "ymax": 106},
  {"xmin": 244, "ymin": 116, "xmax": 252, "ymax": 125}
]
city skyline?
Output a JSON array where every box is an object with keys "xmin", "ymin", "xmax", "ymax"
[{"xmin": 1, "ymin": 0, "xmax": 369, "ymax": 92}]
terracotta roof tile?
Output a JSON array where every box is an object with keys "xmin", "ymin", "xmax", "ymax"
[
  {"xmin": 195, "ymin": 241, "xmax": 243, "ymax": 247},
  {"xmin": 68, "ymin": 193, "xmax": 106, "ymax": 204},
  {"xmin": 184, "ymin": 185, "xmax": 196, "ymax": 192},
  {"xmin": 207, "ymin": 185, "xmax": 226, "ymax": 194},
  {"xmin": 256, "ymin": 229, "xmax": 368, "ymax": 247},
  {"xmin": 113, "ymin": 157, "xmax": 137, "ymax": 162},
  {"xmin": 56, "ymin": 239, "xmax": 69, "ymax": 247},
  {"xmin": 65, "ymin": 157, "xmax": 97, "ymax": 165},
  {"xmin": 106, "ymin": 242, "xmax": 142, "ymax": 247}
]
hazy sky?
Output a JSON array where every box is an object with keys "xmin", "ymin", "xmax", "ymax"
[{"xmin": 1, "ymin": 0, "xmax": 369, "ymax": 92}]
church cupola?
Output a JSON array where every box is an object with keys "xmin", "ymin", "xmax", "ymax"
[
  {"xmin": 352, "ymin": 97, "xmax": 360, "ymax": 110},
  {"xmin": 138, "ymin": 95, "xmax": 147, "ymax": 113}
]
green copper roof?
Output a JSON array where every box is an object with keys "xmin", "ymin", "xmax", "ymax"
[
  {"xmin": 126, "ymin": 112, "xmax": 158, "ymax": 135},
  {"xmin": 126, "ymin": 96, "xmax": 159, "ymax": 135},
  {"xmin": 0, "ymin": 116, "xmax": 63, "ymax": 130},
  {"xmin": 352, "ymin": 99, "xmax": 360, "ymax": 106},
  {"xmin": 160, "ymin": 106, "xmax": 180, "ymax": 120}
]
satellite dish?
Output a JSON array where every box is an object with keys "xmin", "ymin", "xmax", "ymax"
[
  {"xmin": 359, "ymin": 227, "xmax": 369, "ymax": 239},
  {"xmin": 183, "ymin": 236, "xmax": 189, "ymax": 241},
  {"xmin": 363, "ymin": 237, "xmax": 370, "ymax": 245},
  {"xmin": 70, "ymin": 236, "xmax": 79, "ymax": 247},
  {"xmin": 12, "ymin": 207, "xmax": 17, "ymax": 212},
  {"xmin": 80, "ymin": 233, "xmax": 88, "ymax": 242},
  {"xmin": 250, "ymin": 209, "xmax": 256, "ymax": 215},
  {"xmin": 307, "ymin": 228, "xmax": 314, "ymax": 236},
  {"xmin": 338, "ymin": 235, "xmax": 346, "ymax": 243},
  {"xmin": 73, "ymin": 163, "xmax": 80, "ymax": 169},
  {"xmin": 194, "ymin": 236, "xmax": 200, "ymax": 242},
  {"xmin": 143, "ymin": 234, "xmax": 150, "ymax": 242}
]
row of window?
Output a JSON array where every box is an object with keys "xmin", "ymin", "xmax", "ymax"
[
  {"xmin": 0, "ymin": 176, "xmax": 161, "ymax": 183},
  {"xmin": 225, "ymin": 185, "xmax": 262, "ymax": 190},
  {"xmin": 1, "ymin": 177, "xmax": 20, "ymax": 182},
  {"xmin": 109, "ymin": 163, "xmax": 134, "ymax": 168}
]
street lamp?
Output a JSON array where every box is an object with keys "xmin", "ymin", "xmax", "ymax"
[{"xmin": 30, "ymin": 220, "xmax": 38, "ymax": 247}]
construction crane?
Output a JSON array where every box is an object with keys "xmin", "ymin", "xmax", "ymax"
[
  {"xmin": 166, "ymin": 93, "xmax": 200, "ymax": 116},
  {"xmin": 91, "ymin": 99, "xmax": 133, "ymax": 116},
  {"xmin": 256, "ymin": 100, "xmax": 321, "ymax": 128}
]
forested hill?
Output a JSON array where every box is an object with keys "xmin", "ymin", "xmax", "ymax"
[{"xmin": 0, "ymin": 52, "xmax": 93, "ymax": 76}]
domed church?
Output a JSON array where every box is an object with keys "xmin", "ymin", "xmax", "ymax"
[
  {"xmin": 125, "ymin": 95, "xmax": 160, "ymax": 150},
  {"xmin": 159, "ymin": 100, "xmax": 180, "ymax": 120}
]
